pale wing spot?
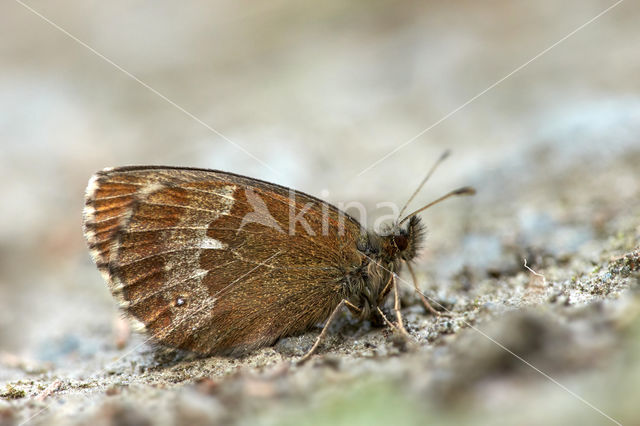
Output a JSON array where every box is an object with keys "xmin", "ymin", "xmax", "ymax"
[
  {"xmin": 194, "ymin": 268, "xmax": 209, "ymax": 277},
  {"xmin": 111, "ymin": 281, "xmax": 125, "ymax": 292},
  {"xmin": 199, "ymin": 237, "xmax": 227, "ymax": 250},
  {"xmin": 143, "ymin": 202, "xmax": 220, "ymax": 214},
  {"xmin": 170, "ymin": 269, "xmax": 210, "ymax": 284},
  {"xmin": 130, "ymin": 317, "xmax": 147, "ymax": 333},
  {"xmin": 100, "ymin": 269, "xmax": 113, "ymax": 287},
  {"xmin": 85, "ymin": 215, "xmax": 129, "ymax": 226},
  {"xmin": 85, "ymin": 174, "xmax": 101, "ymax": 200},
  {"xmin": 139, "ymin": 182, "xmax": 165, "ymax": 197},
  {"xmin": 92, "ymin": 193, "xmax": 135, "ymax": 201},
  {"xmin": 83, "ymin": 204, "xmax": 96, "ymax": 220},
  {"xmin": 181, "ymin": 186, "xmax": 236, "ymax": 202},
  {"xmin": 109, "ymin": 276, "xmax": 131, "ymax": 308},
  {"xmin": 88, "ymin": 248, "xmax": 101, "ymax": 264}
]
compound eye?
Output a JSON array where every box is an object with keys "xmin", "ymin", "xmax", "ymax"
[{"xmin": 393, "ymin": 235, "xmax": 409, "ymax": 251}]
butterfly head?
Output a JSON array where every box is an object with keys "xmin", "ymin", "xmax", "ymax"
[{"xmin": 378, "ymin": 215, "xmax": 425, "ymax": 263}]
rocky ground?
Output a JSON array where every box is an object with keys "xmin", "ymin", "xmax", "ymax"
[{"xmin": 2, "ymin": 148, "xmax": 639, "ymax": 426}]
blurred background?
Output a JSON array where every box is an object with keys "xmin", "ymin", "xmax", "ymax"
[{"xmin": 1, "ymin": 1, "xmax": 639, "ymax": 425}]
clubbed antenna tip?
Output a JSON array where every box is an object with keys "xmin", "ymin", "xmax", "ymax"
[{"xmin": 453, "ymin": 186, "xmax": 476, "ymax": 196}]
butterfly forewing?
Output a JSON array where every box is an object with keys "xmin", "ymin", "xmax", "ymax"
[{"xmin": 83, "ymin": 166, "xmax": 365, "ymax": 355}]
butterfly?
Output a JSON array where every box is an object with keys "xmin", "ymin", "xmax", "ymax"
[{"xmin": 82, "ymin": 153, "xmax": 473, "ymax": 361}]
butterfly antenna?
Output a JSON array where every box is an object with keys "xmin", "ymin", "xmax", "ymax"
[
  {"xmin": 398, "ymin": 186, "xmax": 475, "ymax": 225},
  {"xmin": 397, "ymin": 150, "xmax": 451, "ymax": 220}
]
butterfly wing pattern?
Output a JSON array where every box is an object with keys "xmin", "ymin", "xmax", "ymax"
[{"xmin": 83, "ymin": 166, "xmax": 366, "ymax": 355}]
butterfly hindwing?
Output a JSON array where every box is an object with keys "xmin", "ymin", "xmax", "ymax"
[{"xmin": 83, "ymin": 166, "xmax": 365, "ymax": 355}]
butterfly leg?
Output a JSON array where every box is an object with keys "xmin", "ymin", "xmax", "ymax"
[
  {"xmin": 406, "ymin": 261, "xmax": 441, "ymax": 316},
  {"xmin": 297, "ymin": 299, "xmax": 360, "ymax": 364},
  {"xmin": 376, "ymin": 273, "xmax": 411, "ymax": 340},
  {"xmin": 377, "ymin": 272, "xmax": 395, "ymax": 305},
  {"xmin": 376, "ymin": 275, "xmax": 414, "ymax": 343},
  {"xmin": 391, "ymin": 273, "xmax": 412, "ymax": 339},
  {"xmin": 376, "ymin": 307, "xmax": 399, "ymax": 331}
]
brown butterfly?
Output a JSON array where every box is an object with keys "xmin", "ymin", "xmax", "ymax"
[{"xmin": 82, "ymin": 153, "xmax": 473, "ymax": 361}]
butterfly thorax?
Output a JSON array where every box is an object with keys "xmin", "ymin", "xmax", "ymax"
[{"xmin": 343, "ymin": 216, "xmax": 425, "ymax": 319}]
